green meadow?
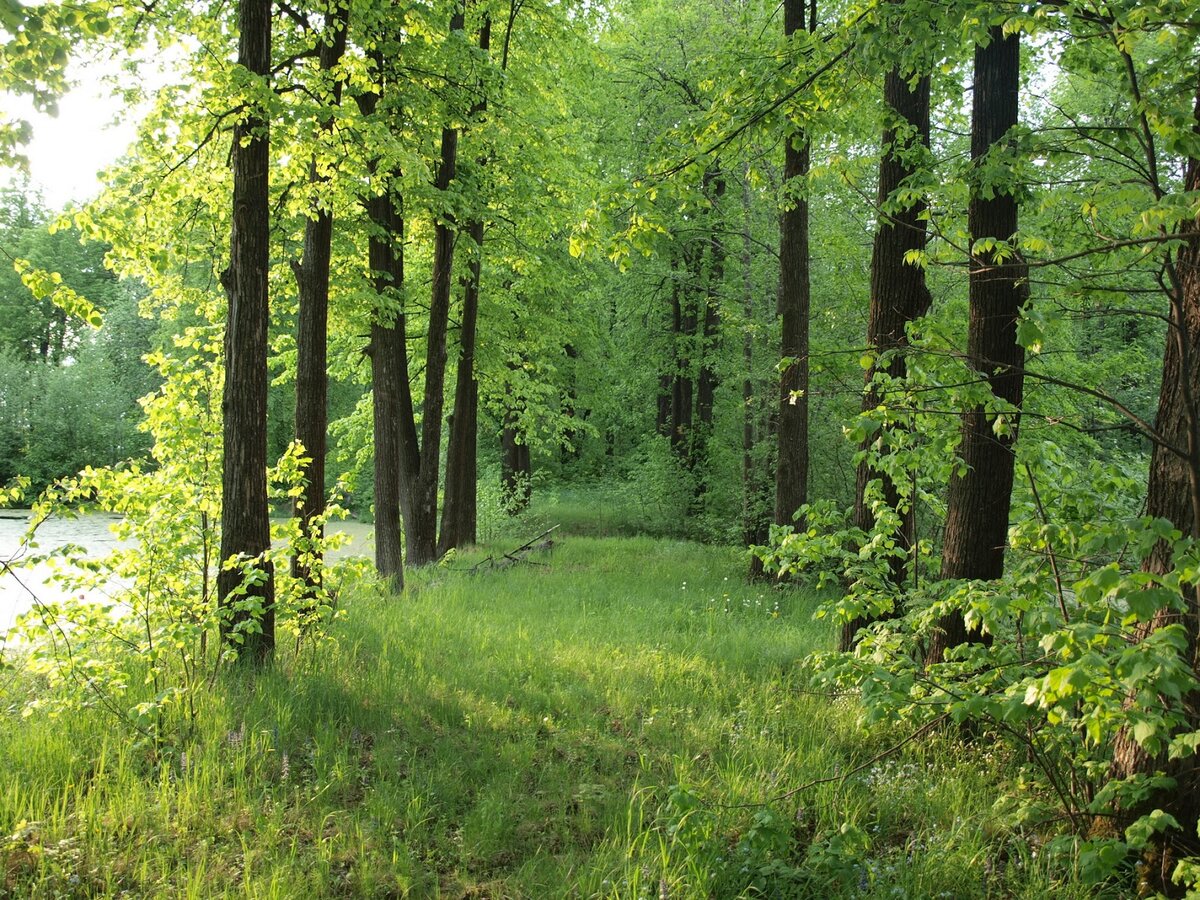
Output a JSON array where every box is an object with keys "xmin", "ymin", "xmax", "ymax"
[{"xmin": 1, "ymin": 504, "xmax": 1094, "ymax": 898}]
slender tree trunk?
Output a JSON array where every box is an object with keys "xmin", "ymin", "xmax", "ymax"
[
  {"xmin": 841, "ymin": 66, "xmax": 931, "ymax": 652},
  {"xmin": 291, "ymin": 2, "xmax": 349, "ymax": 596},
  {"xmin": 928, "ymin": 28, "xmax": 1025, "ymax": 664},
  {"xmin": 440, "ymin": 219, "xmax": 484, "ymax": 554},
  {"xmin": 741, "ymin": 170, "xmax": 770, "ymax": 579},
  {"xmin": 406, "ymin": 7, "xmax": 465, "ymax": 566},
  {"xmin": 775, "ymin": 0, "xmax": 812, "ymax": 531},
  {"xmin": 1106, "ymin": 77, "xmax": 1200, "ymax": 896},
  {"xmin": 218, "ymin": 0, "xmax": 274, "ymax": 661},
  {"xmin": 439, "ymin": 16, "xmax": 493, "ymax": 556},
  {"xmin": 696, "ymin": 170, "xmax": 726, "ymax": 438},
  {"xmin": 669, "ymin": 252, "xmax": 695, "ymax": 461}
]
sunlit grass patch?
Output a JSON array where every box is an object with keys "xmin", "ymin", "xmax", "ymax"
[{"xmin": 1, "ymin": 525, "xmax": 1097, "ymax": 897}]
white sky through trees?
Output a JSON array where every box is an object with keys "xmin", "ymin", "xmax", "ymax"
[{"xmin": 2, "ymin": 56, "xmax": 142, "ymax": 210}]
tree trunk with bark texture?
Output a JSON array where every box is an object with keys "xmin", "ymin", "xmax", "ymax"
[
  {"xmin": 928, "ymin": 28, "xmax": 1025, "ymax": 664},
  {"xmin": 407, "ymin": 7, "xmax": 465, "ymax": 566},
  {"xmin": 1106, "ymin": 79, "xmax": 1200, "ymax": 896},
  {"xmin": 357, "ymin": 63, "xmax": 413, "ymax": 592},
  {"xmin": 365, "ymin": 183, "xmax": 410, "ymax": 592},
  {"xmin": 775, "ymin": 0, "xmax": 812, "ymax": 531},
  {"xmin": 841, "ymin": 66, "xmax": 931, "ymax": 652},
  {"xmin": 440, "ymin": 218, "xmax": 484, "ymax": 555},
  {"xmin": 439, "ymin": 16, "xmax": 492, "ymax": 556},
  {"xmin": 291, "ymin": 1, "xmax": 349, "ymax": 596},
  {"xmin": 696, "ymin": 170, "xmax": 726, "ymax": 435},
  {"xmin": 218, "ymin": 0, "xmax": 274, "ymax": 662}
]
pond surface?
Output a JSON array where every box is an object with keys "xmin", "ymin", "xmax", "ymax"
[{"xmin": 0, "ymin": 511, "xmax": 375, "ymax": 638}]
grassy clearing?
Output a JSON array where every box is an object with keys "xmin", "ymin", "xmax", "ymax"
[{"xmin": 1, "ymin": 517, "xmax": 1094, "ymax": 898}]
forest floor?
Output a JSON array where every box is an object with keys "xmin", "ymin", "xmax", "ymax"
[{"xmin": 0, "ymin": 495, "xmax": 1100, "ymax": 898}]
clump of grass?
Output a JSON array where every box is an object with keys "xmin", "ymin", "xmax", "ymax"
[{"xmin": 1, "ymin": 518, "xmax": 1096, "ymax": 897}]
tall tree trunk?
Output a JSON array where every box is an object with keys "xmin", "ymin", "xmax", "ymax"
[
  {"xmin": 696, "ymin": 170, "xmax": 726, "ymax": 438},
  {"xmin": 439, "ymin": 15, "xmax": 492, "ymax": 556},
  {"xmin": 366, "ymin": 185, "xmax": 411, "ymax": 592},
  {"xmin": 669, "ymin": 252, "xmax": 695, "ymax": 461},
  {"xmin": 357, "ymin": 62, "xmax": 413, "ymax": 592},
  {"xmin": 218, "ymin": 0, "xmax": 274, "ymax": 662},
  {"xmin": 841, "ymin": 65, "xmax": 931, "ymax": 652},
  {"xmin": 775, "ymin": 0, "xmax": 812, "ymax": 531},
  {"xmin": 1106, "ymin": 77, "xmax": 1200, "ymax": 897},
  {"xmin": 407, "ymin": 7, "xmax": 465, "ymax": 566},
  {"xmin": 742, "ymin": 169, "xmax": 770, "ymax": 580},
  {"xmin": 440, "ymin": 219, "xmax": 484, "ymax": 554},
  {"xmin": 928, "ymin": 28, "xmax": 1025, "ymax": 664},
  {"xmin": 291, "ymin": 1, "xmax": 349, "ymax": 596}
]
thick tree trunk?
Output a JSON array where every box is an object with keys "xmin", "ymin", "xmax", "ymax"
[
  {"xmin": 841, "ymin": 66, "xmax": 931, "ymax": 652},
  {"xmin": 365, "ymin": 184, "xmax": 410, "ymax": 592},
  {"xmin": 775, "ymin": 0, "xmax": 811, "ymax": 531},
  {"xmin": 291, "ymin": 2, "xmax": 349, "ymax": 596},
  {"xmin": 928, "ymin": 28, "xmax": 1025, "ymax": 664},
  {"xmin": 218, "ymin": 0, "xmax": 274, "ymax": 662},
  {"xmin": 1106, "ymin": 80, "xmax": 1200, "ymax": 895},
  {"xmin": 357, "ymin": 66, "xmax": 412, "ymax": 592}
]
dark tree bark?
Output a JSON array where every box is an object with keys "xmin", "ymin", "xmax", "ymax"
[
  {"xmin": 402, "ymin": 7, "xmax": 465, "ymax": 566},
  {"xmin": 741, "ymin": 170, "xmax": 770, "ymax": 580},
  {"xmin": 366, "ymin": 186, "xmax": 411, "ymax": 592},
  {"xmin": 291, "ymin": 0, "xmax": 349, "ymax": 596},
  {"xmin": 218, "ymin": 0, "xmax": 274, "ymax": 661},
  {"xmin": 440, "ymin": 15, "xmax": 494, "ymax": 556},
  {"xmin": 775, "ymin": 0, "xmax": 812, "ymax": 531},
  {"xmin": 928, "ymin": 28, "xmax": 1025, "ymax": 664},
  {"xmin": 357, "ymin": 60, "xmax": 413, "ymax": 592},
  {"xmin": 841, "ymin": 66, "xmax": 932, "ymax": 652},
  {"xmin": 1106, "ymin": 78, "xmax": 1200, "ymax": 896},
  {"xmin": 439, "ymin": 218, "xmax": 484, "ymax": 554},
  {"xmin": 669, "ymin": 251, "xmax": 696, "ymax": 462},
  {"xmin": 656, "ymin": 373, "xmax": 672, "ymax": 437},
  {"xmin": 501, "ymin": 407, "xmax": 531, "ymax": 513},
  {"xmin": 696, "ymin": 169, "xmax": 726, "ymax": 437}
]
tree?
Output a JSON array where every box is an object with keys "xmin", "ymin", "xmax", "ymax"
[
  {"xmin": 440, "ymin": 13, "xmax": 495, "ymax": 555},
  {"xmin": 217, "ymin": 0, "xmax": 274, "ymax": 661},
  {"xmin": 774, "ymin": 0, "xmax": 813, "ymax": 531},
  {"xmin": 927, "ymin": 23, "xmax": 1025, "ymax": 664},
  {"xmin": 290, "ymin": 0, "xmax": 350, "ymax": 596},
  {"xmin": 841, "ymin": 37, "xmax": 932, "ymax": 651}
]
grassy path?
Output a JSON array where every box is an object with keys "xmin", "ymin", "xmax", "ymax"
[{"xmin": 1, "ymin": 532, "xmax": 1088, "ymax": 897}]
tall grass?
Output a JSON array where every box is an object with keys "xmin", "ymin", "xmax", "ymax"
[{"xmin": 0, "ymin": 523, "xmax": 1096, "ymax": 897}]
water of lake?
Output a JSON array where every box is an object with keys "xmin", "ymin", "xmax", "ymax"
[{"xmin": 0, "ymin": 511, "xmax": 376, "ymax": 638}]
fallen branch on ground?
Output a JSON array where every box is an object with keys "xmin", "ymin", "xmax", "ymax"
[{"xmin": 469, "ymin": 525, "xmax": 560, "ymax": 573}]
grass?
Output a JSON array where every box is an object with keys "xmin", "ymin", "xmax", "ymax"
[{"xmin": 0, "ymin": 511, "xmax": 1097, "ymax": 898}]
